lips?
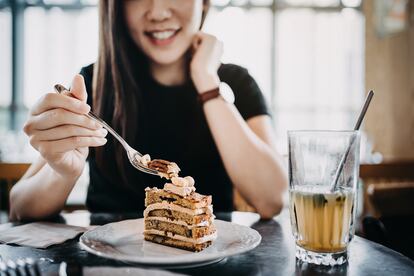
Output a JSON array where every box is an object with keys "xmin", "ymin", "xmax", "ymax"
[{"xmin": 144, "ymin": 29, "xmax": 181, "ymax": 46}]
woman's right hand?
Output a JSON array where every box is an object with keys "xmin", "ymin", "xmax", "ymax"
[{"xmin": 23, "ymin": 75, "xmax": 108, "ymax": 180}]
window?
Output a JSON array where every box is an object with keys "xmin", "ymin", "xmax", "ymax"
[
  {"xmin": 0, "ymin": 7, "xmax": 12, "ymax": 129},
  {"xmin": 204, "ymin": 5, "xmax": 273, "ymax": 102},
  {"xmin": 274, "ymin": 7, "xmax": 364, "ymax": 152},
  {"xmin": 23, "ymin": 6, "xmax": 98, "ymax": 107}
]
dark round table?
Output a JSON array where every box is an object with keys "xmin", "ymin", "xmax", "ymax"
[{"xmin": 0, "ymin": 209, "xmax": 413, "ymax": 276}]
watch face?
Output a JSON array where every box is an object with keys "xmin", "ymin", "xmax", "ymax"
[{"xmin": 219, "ymin": 82, "xmax": 235, "ymax": 104}]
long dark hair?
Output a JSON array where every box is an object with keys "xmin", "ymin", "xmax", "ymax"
[{"xmin": 93, "ymin": 0, "xmax": 210, "ymax": 186}]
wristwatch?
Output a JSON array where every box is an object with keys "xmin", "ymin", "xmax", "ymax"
[{"xmin": 199, "ymin": 82, "xmax": 235, "ymax": 105}]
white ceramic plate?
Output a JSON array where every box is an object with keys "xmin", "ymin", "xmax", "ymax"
[{"xmin": 79, "ymin": 219, "xmax": 261, "ymax": 267}]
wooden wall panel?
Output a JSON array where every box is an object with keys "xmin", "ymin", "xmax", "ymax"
[{"xmin": 364, "ymin": 1, "xmax": 414, "ymax": 159}]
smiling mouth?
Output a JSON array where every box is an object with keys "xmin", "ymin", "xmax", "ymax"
[{"xmin": 144, "ymin": 29, "xmax": 181, "ymax": 45}]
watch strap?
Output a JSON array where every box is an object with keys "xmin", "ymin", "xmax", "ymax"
[{"xmin": 199, "ymin": 87, "xmax": 220, "ymax": 104}]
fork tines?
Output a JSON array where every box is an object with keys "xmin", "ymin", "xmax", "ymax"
[{"xmin": 0, "ymin": 258, "xmax": 41, "ymax": 276}]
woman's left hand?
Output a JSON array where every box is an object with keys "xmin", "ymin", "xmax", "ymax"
[{"xmin": 190, "ymin": 32, "xmax": 223, "ymax": 94}]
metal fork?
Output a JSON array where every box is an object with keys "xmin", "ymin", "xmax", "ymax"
[{"xmin": 54, "ymin": 84, "xmax": 159, "ymax": 176}]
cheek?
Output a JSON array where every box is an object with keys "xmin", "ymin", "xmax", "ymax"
[
  {"xmin": 174, "ymin": 3, "xmax": 203, "ymax": 47},
  {"xmin": 181, "ymin": 1, "xmax": 203, "ymax": 32}
]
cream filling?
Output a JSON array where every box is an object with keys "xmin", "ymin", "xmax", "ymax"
[
  {"xmin": 144, "ymin": 216, "xmax": 212, "ymax": 228},
  {"xmin": 164, "ymin": 183, "xmax": 195, "ymax": 197},
  {"xmin": 171, "ymin": 176, "xmax": 195, "ymax": 187},
  {"xmin": 144, "ymin": 229, "xmax": 217, "ymax": 244},
  {"xmin": 143, "ymin": 202, "xmax": 213, "ymax": 216}
]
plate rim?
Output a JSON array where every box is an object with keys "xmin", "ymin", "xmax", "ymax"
[{"xmin": 79, "ymin": 218, "xmax": 262, "ymax": 265}]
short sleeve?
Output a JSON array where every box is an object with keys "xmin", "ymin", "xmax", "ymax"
[
  {"xmin": 218, "ymin": 64, "xmax": 270, "ymax": 121},
  {"xmin": 79, "ymin": 63, "xmax": 94, "ymax": 108}
]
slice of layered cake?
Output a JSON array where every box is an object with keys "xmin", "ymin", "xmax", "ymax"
[
  {"xmin": 139, "ymin": 155, "xmax": 180, "ymax": 179},
  {"xmin": 147, "ymin": 159, "xmax": 180, "ymax": 179},
  {"xmin": 143, "ymin": 176, "xmax": 217, "ymax": 252}
]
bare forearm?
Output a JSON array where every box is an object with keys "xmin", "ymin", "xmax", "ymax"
[
  {"xmin": 203, "ymin": 99, "xmax": 287, "ymax": 218},
  {"xmin": 9, "ymin": 164, "xmax": 77, "ymax": 221}
]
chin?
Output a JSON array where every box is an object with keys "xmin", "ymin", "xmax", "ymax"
[
  {"xmin": 151, "ymin": 56, "xmax": 181, "ymax": 65},
  {"xmin": 147, "ymin": 50, "xmax": 187, "ymax": 66}
]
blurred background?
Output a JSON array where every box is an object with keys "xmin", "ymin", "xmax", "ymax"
[{"xmin": 0, "ymin": 0, "xmax": 413, "ymax": 259}]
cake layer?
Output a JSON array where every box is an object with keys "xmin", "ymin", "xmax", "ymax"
[
  {"xmin": 145, "ymin": 215, "xmax": 212, "ymax": 228},
  {"xmin": 144, "ymin": 219, "xmax": 215, "ymax": 239},
  {"xmin": 145, "ymin": 187, "xmax": 211, "ymax": 209},
  {"xmin": 144, "ymin": 228, "xmax": 217, "ymax": 243},
  {"xmin": 144, "ymin": 233, "xmax": 212, "ymax": 252},
  {"xmin": 144, "ymin": 202, "xmax": 212, "ymax": 217},
  {"xmin": 146, "ymin": 209, "xmax": 212, "ymax": 225}
]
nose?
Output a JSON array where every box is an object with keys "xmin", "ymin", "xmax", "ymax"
[{"xmin": 146, "ymin": 0, "xmax": 172, "ymax": 22}]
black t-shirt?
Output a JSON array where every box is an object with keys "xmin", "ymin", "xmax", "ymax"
[{"xmin": 80, "ymin": 63, "xmax": 269, "ymax": 213}]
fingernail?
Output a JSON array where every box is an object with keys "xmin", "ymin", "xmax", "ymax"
[
  {"xmin": 80, "ymin": 104, "xmax": 90, "ymax": 114},
  {"xmin": 101, "ymin": 138, "xmax": 107, "ymax": 144},
  {"xmin": 99, "ymin": 129, "xmax": 108, "ymax": 136}
]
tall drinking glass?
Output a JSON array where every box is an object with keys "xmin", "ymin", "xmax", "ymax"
[{"xmin": 288, "ymin": 130, "xmax": 360, "ymax": 266}]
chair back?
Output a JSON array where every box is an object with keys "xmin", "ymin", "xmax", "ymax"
[
  {"xmin": 360, "ymin": 160, "xmax": 414, "ymax": 217},
  {"xmin": 0, "ymin": 163, "xmax": 30, "ymax": 210}
]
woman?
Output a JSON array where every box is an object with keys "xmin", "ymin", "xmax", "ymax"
[{"xmin": 10, "ymin": 0, "xmax": 287, "ymax": 220}]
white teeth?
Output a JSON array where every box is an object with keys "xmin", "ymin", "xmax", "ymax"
[{"xmin": 150, "ymin": 30, "xmax": 176, "ymax": 40}]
